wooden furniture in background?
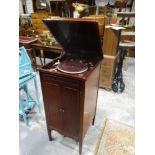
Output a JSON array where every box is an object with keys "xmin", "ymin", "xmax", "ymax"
[
  {"xmin": 118, "ymin": 11, "xmax": 135, "ymax": 57},
  {"xmin": 107, "ymin": 0, "xmax": 134, "ymax": 12},
  {"xmin": 19, "ymin": 36, "xmax": 38, "ymax": 64},
  {"xmin": 31, "ymin": 42, "xmax": 62, "ymax": 66},
  {"xmin": 31, "ymin": 11, "xmax": 49, "ymax": 34},
  {"xmin": 120, "ymin": 30, "xmax": 135, "ymax": 57},
  {"xmin": 116, "ymin": 12, "xmax": 135, "ymax": 18},
  {"xmin": 99, "ymin": 27, "xmax": 121, "ymax": 89},
  {"xmin": 49, "ymin": 0, "xmax": 66, "ymax": 16},
  {"xmin": 102, "ymin": 27, "xmax": 121, "ymax": 56},
  {"xmin": 117, "ymin": 11, "xmax": 135, "ymax": 70},
  {"xmin": 99, "ymin": 54, "xmax": 117, "ymax": 90}
]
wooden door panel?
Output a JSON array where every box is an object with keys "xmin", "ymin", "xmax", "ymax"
[
  {"xmin": 42, "ymin": 82, "xmax": 62, "ymax": 130},
  {"xmin": 61, "ymin": 87, "xmax": 80, "ymax": 137}
]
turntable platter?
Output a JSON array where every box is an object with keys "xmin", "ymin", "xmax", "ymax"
[{"xmin": 57, "ymin": 59, "xmax": 88, "ymax": 74}]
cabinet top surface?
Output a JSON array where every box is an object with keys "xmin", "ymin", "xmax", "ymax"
[{"xmin": 39, "ymin": 57, "xmax": 102, "ymax": 81}]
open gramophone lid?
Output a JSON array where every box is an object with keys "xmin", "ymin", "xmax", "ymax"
[
  {"xmin": 42, "ymin": 19, "xmax": 103, "ymax": 59},
  {"xmin": 57, "ymin": 59, "xmax": 88, "ymax": 74}
]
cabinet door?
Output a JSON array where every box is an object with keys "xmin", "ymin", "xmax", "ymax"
[
  {"xmin": 42, "ymin": 82, "xmax": 62, "ymax": 131},
  {"xmin": 61, "ymin": 86, "xmax": 80, "ymax": 138},
  {"xmin": 41, "ymin": 73, "xmax": 80, "ymax": 137}
]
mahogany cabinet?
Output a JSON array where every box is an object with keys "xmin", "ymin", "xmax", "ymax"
[
  {"xmin": 39, "ymin": 18, "xmax": 103, "ymax": 154},
  {"xmin": 40, "ymin": 62, "xmax": 101, "ymax": 153},
  {"xmin": 40, "ymin": 73, "xmax": 80, "ymax": 139}
]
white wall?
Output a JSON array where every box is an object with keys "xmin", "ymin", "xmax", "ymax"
[
  {"xmin": 19, "ymin": 0, "xmax": 34, "ymax": 14},
  {"xmin": 26, "ymin": 0, "xmax": 34, "ymax": 13},
  {"xmin": 19, "ymin": 0, "xmax": 24, "ymax": 14},
  {"xmin": 129, "ymin": 0, "xmax": 135, "ymax": 26}
]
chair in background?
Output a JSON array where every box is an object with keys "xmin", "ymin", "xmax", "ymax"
[{"xmin": 19, "ymin": 46, "xmax": 41, "ymax": 126}]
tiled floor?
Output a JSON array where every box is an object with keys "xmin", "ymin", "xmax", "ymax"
[{"xmin": 19, "ymin": 58, "xmax": 135, "ymax": 155}]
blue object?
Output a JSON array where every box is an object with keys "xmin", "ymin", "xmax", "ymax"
[{"xmin": 19, "ymin": 46, "xmax": 41, "ymax": 126}]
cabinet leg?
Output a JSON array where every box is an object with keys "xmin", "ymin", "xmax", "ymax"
[
  {"xmin": 92, "ymin": 116, "xmax": 95, "ymax": 125},
  {"xmin": 40, "ymin": 49, "xmax": 44, "ymax": 65},
  {"xmin": 47, "ymin": 128, "xmax": 52, "ymax": 141},
  {"xmin": 79, "ymin": 140, "xmax": 83, "ymax": 154}
]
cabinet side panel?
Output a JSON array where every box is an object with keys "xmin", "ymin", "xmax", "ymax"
[{"xmin": 82, "ymin": 64, "xmax": 101, "ymax": 137}]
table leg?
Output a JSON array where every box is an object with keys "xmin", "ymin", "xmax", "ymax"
[
  {"xmin": 32, "ymin": 48, "xmax": 37, "ymax": 67},
  {"xmin": 44, "ymin": 57, "xmax": 46, "ymax": 65},
  {"xmin": 40, "ymin": 49, "xmax": 44, "ymax": 65}
]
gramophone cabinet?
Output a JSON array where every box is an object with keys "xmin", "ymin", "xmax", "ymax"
[{"xmin": 39, "ymin": 18, "xmax": 103, "ymax": 154}]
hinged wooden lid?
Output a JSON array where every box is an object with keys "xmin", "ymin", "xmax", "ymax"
[{"xmin": 42, "ymin": 18, "xmax": 103, "ymax": 59}]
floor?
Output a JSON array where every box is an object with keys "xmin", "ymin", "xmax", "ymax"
[{"xmin": 19, "ymin": 58, "xmax": 135, "ymax": 155}]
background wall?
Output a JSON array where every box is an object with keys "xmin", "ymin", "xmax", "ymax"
[
  {"xmin": 19, "ymin": 0, "xmax": 34, "ymax": 14},
  {"xmin": 26, "ymin": 0, "xmax": 34, "ymax": 13},
  {"xmin": 19, "ymin": 0, "xmax": 23, "ymax": 14}
]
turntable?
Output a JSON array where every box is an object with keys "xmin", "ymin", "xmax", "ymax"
[
  {"xmin": 39, "ymin": 18, "xmax": 103, "ymax": 154},
  {"xmin": 57, "ymin": 59, "xmax": 88, "ymax": 74}
]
